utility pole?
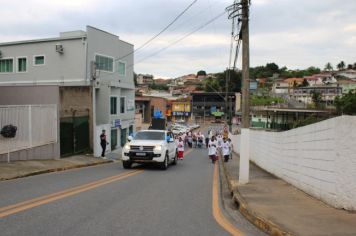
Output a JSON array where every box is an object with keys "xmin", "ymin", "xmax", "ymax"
[
  {"xmin": 225, "ymin": 67, "xmax": 229, "ymax": 124},
  {"xmin": 226, "ymin": 0, "xmax": 250, "ymax": 183},
  {"xmin": 239, "ymin": 0, "xmax": 250, "ymax": 184},
  {"xmin": 241, "ymin": 0, "xmax": 250, "ymax": 129}
]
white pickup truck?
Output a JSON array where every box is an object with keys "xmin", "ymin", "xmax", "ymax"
[{"xmin": 121, "ymin": 130, "xmax": 177, "ymax": 170}]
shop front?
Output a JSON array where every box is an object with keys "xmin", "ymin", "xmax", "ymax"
[{"xmin": 171, "ymin": 102, "xmax": 191, "ymax": 123}]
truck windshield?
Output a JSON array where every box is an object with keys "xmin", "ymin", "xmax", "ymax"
[{"xmin": 134, "ymin": 131, "xmax": 165, "ymax": 140}]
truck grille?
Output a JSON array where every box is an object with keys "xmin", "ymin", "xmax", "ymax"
[{"xmin": 130, "ymin": 145, "xmax": 154, "ymax": 151}]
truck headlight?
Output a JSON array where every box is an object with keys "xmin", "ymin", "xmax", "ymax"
[
  {"xmin": 153, "ymin": 145, "xmax": 162, "ymax": 151},
  {"xmin": 124, "ymin": 144, "xmax": 130, "ymax": 150}
]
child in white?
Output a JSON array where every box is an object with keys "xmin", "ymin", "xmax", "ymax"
[
  {"xmin": 208, "ymin": 136, "xmax": 218, "ymax": 163},
  {"xmin": 177, "ymin": 137, "xmax": 185, "ymax": 160},
  {"xmin": 222, "ymin": 138, "xmax": 230, "ymax": 162}
]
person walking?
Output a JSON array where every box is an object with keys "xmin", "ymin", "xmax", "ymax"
[
  {"xmin": 100, "ymin": 130, "xmax": 109, "ymax": 157},
  {"xmin": 208, "ymin": 136, "xmax": 218, "ymax": 164},
  {"xmin": 222, "ymin": 138, "xmax": 230, "ymax": 162},
  {"xmin": 205, "ymin": 135, "xmax": 210, "ymax": 149},
  {"xmin": 177, "ymin": 137, "xmax": 185, "ymax": 160}
]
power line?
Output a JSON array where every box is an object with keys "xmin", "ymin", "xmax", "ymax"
[
  {"xmin": 129, "ymin": 11, "xmax": 226, "ymax": 68},
  {"xmin": 115, "ymin": 0, "xmax": 198, "ymax": 62}
]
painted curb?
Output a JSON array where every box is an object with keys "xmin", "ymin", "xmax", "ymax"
[
  {"xmin": 0, "ymin": 160, "xmax": 113, "ymax": 181},
  {"xmin": 220, "ymin": 160, "xmax": 294, "ymax": 236}
]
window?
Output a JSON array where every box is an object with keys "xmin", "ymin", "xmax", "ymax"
[
  {"xmin": 134, "ymin": 131, "xmax": 165, "ymax": 141},
  {"xmin": 110, "ymin": 97, "xmax": 117, "ymax": 115},
  {"xmin": 120, "ymin": 97, "xmax": 125, "ymax": 113},
  {"xmin": 95, "ymin": 54, "xmax": 113, "ymax": 72},
  {"xmin": 17, "ymin": 57, "xmax": 27, "ymax": 72},
  {"xmin": 117, "ymin": 61, "xmax": 126, "ymax": 76},
  {"xmin": 34, "ymin": 55, "xmax": 45, "ymax": 65},
  {"xmin": 0, "ymin": 59, "xmax": 13, "ymax": 73}
]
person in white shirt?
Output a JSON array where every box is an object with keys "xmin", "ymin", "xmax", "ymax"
[
  {"xmin": 208, "ymin": 136, "xmax": 218, "ymax": 164},
  {"xmin": 177, "ymin": 137, "xmax": 185, "ymax": 160},
  {"xmin": 222, "ymin": 138, "xmax": 230, "ymax": 162}
]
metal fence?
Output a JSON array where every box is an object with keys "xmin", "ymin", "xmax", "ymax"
[{"xmin": 0, "ymin": 105, "xmax": 57, "ymax": 154}]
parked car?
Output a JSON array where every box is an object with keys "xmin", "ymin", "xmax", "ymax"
[{"xmin": 188, "ymin": 123, "xmax": 200, "ymax": 130}]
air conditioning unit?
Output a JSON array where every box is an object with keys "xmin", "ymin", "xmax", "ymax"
[
  {"xmin": 55, "ymin": 44, "xmax": 64, "ymax": 54},
  {"xmin": 93, "ymin": 80, "xmax": 101, "ymax": 89}
]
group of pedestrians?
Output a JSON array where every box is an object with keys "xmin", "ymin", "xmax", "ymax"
[
  {"xmin": 207, "ymin": 126, "xmax": 233, "ymax": 164},
  {"xmin": 174, "ymin": 126, "xmax": 234, "ymax": 164}
]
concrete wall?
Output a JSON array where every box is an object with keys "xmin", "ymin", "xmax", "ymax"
[
  {"xmin": 0, "ymin": 85, "xmax": 59, "ymax": 105},
  {"xmin": 0, "ymin": 37, "xmax": 86, "ymax": 85},
  {"xmin": 0, "ymin": 86, "xmax": 60, "ymax": 161},
  {"xmin": 119, "ymin": 88, "xmax": 135, "ymax": 129},
  {"xmin": 150, "ymin": 97, "xmax": 167, "ymax": 118},
  {"xmin": 231, "ymin": 116, "xmax": 356, "ymax": 210},
  {"xmin": 86, "ymin": 26, "xmax": 134, "ymax": 89},
  {"xmin": 59, "ymin": 86, "xmax": 93, "ymax": 149}
]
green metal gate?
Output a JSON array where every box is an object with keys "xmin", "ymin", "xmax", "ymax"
[
  {"xmin": 60, "ymin": 116, "xmax": 90, "ymax": 157},
  {"xmin": 111, "ymin": 129, "xmax": 118, "ymax": 150},
  {"xmin": 120, "ymin": 128, "xmax": 127, "ymax": 147}
]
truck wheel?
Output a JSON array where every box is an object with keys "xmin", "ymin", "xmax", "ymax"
[
  {"xmin": 160, "ymin": 154, "xmax": 169, "ymax": 170},
  {"xmin": 172, "ymin": 152, "xmax": 177, "ymax": 165},
  {"xmin": 122, "ymin": 161, "xmax": 132, "ymax": 169}
]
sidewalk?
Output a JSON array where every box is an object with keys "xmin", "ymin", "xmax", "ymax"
[
  {"xmin": 222, "ymin": 152, "xmax": 356, "ymax": 236},
  {"xmin": 0, "ymin": 155, "xmax": 112, "ymax": 181}
]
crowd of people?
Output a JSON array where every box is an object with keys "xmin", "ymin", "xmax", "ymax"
[
  {"xmin": 174, "ymin": 125, "xmax": 233, "ymax": 164},
  {"xmin": 207, "ymin": 127, "xmax": 233, "ymax": 164}
]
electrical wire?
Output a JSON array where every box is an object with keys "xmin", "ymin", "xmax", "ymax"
[
  {"xmin": 127, "ymin": 11, "xmax": 226, "ymax": 69},
  {"xmin": 115, "ymin": 0, "xmax": 198, "ymax": 62}
]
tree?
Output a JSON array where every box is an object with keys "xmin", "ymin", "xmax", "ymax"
[
  {"xmin": 354, "ymin": 63, "xmax": 356, "ymax": 69},
  {"xmin": 347, "ymin": 64, "xmax": 353, "ymax": 70},
  {"xmin": 337, "ymin": 61, "xmax": 345, "ymax": 70},
  {"xmin": 325, "ymin": 62, "xmax": 333, "ymax": 71},
  {"xmin": 265, "ymin": 62, "xmax": 279, "ymax": 74},
  {"xmin": 293, "ymin": 80, "xmax": 298, "ymax": 88},
  {"xmin": 305, "ymin": 66, "xmax": 321, "ymax": 75},
  {"xmin": 203, "ymin": 69, "xmax": 241, "ymax": 93},
  {"xmin": 311, "ymin": 90, "xmax": 323, "ymax": 108},
  {"xmin": 335, "ymin": 92, "xmax": 356, "ymax": 115},
  {"xmin": 197, "ymin": 70, "xmax": 207, "ymax": 76},
  {"xmin": 301, "ymin": 79, "xmax": 309, "ymax": 87}
]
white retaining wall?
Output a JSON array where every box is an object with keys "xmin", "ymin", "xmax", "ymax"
[
  {"xmin": 231, "ymin": 116, "xmax": 356, "ymax": 210},
  {"xmin": 0, "ymin": 105, "xmax": 58, "ymax": 155}
]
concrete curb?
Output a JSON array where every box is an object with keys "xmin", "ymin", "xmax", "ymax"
[
  {"xmin": 220, "ymin": 160, "xmax": 294, "ymax": 236},
  {"xmin": 0, "ymin": 160, "xmax": 113, "ymax": 181}
]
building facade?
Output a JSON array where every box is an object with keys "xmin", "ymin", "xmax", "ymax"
[
  {"xmin": 137, "ymin": 74, "xmax": 154, "ymax": 85},
  {"xmin": 191, "ymin": 92, "xmax": 236, "ymax": 123},
  {"xmin": 292, "ymin": 86, "xmax": 342, "ymax": 105},
  {"xmin": 0, "ymin": 26, "xmax": 135, "ymax": 159},
  {"xmin": 135, "ymin": 96, "xmax": 168, "ymax": 124}
]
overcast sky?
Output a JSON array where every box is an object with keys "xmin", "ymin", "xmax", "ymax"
[{"xmin": 1, "ymin": 0, "xmax": 356, "ymax": 78}]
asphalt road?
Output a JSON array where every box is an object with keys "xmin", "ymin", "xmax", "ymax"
[{"xmin": 0, "ymin": 147, "xmax": 264, "ymax": 236}]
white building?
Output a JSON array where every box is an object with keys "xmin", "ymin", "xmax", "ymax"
[
  {"xmin": 0, "ymin": 26, "xmax": 135, "ymax": 160},
  {"xmin": 292, "ymin": 86, "xmax": 342, "ymax": 105}
]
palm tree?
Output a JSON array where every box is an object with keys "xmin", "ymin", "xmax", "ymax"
[
  {"xmin": 325, "ymin": 62, "xmax": 333, "ymax": 71},
  {"xmin": 337, "ymin": 61, "xmax": 345, "ymax": 70}
]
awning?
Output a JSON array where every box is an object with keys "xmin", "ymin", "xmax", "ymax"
[{"xmin": 212, "ymin": 111, "xmax": 224, "ymax": 117}]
